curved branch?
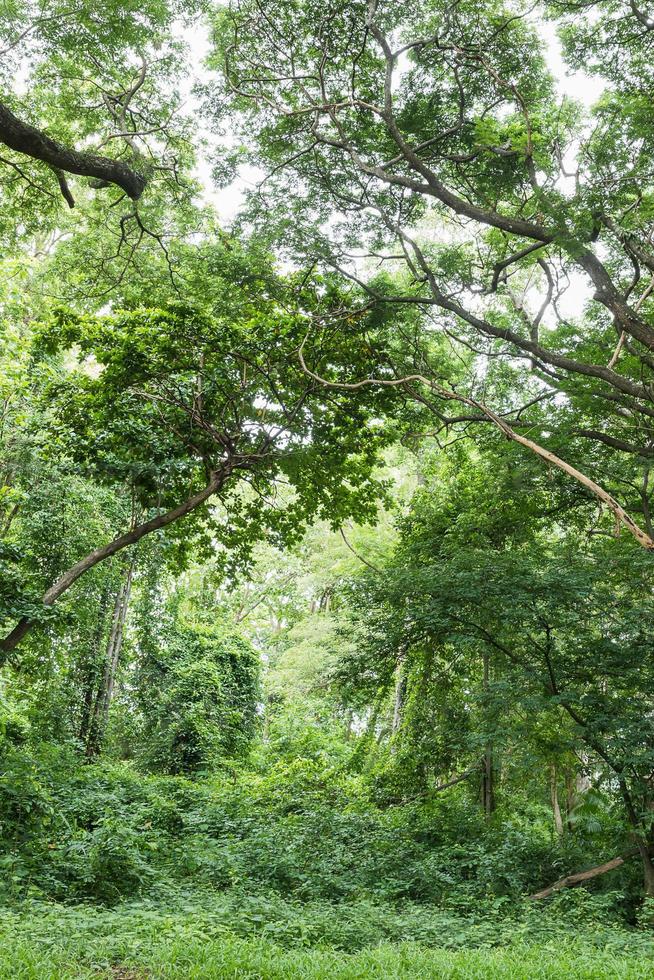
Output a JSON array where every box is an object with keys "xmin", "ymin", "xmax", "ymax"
[
  {"xmin": 0, "ymin": 465, "xmax": 232, "ymax": 659},
  {"xmin": 299, "ymin": 342, "xmax": 654, "ymax": 550},
  {"xmin": 0, "ymin": 101, "xmax": 146, "ymax": 201},
  {"xmin": 339, "ymin": 527, "xmax": 381, "ymax": 572}
]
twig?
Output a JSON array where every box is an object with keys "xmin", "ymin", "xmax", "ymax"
[{"xmin": 339, "ymin": 527, "xmax": 381, "ymax": 572}]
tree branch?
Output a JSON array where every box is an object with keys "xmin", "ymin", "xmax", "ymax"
[
  {"xmin": 0, "ymin": 101, "xmax": 146, "ymax": 201},
  {"xmin": 530, "ymin": 851, "xmax": 636, "ymax": 900},
  {"xmin": 298, "ymin": 341, "xmax": 654, "ymax": 550},
  {"xmin": 0, "ymin": 465, "xmax": 232, "ymax": 659}
]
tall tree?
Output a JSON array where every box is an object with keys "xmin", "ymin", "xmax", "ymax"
[
  {"xmin": 214, "ymin": 0, "xmax": 654, "ymax": 539},
  {"xmin": 0, "ymin": 251, "xmax": 394, "ymax": 656},
  {"xmin": 339, "ymin": 444, "xmax": 654, "ymax": 893}
]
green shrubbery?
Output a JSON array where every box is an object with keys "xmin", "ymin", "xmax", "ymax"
[
  {"xmin": 0, "ymin": 704, "xmax": 650, "ymax": 980},
  {"xmin": 0, "ymin": 730, "xmax": 648, "ymax": 954}
]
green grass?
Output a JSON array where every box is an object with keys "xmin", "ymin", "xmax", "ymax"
[
  {"xmin": 1, "ymin": 904, "xmax": 653, "ymax": 980},
  {"xmin": 2, "ymin": 935, "xmax": 654, "ymax": 979}
]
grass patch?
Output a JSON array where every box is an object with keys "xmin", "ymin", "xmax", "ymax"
[
  {"xmin": 2, "ymin": 935, "xmax": 654, "ymax": 979},
  {"xmin": 0, "ymin": 902, "xmax": 653, "ymax": 979}
]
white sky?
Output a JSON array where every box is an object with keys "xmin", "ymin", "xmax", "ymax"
[{"xmin": 539, "ymin": 21, "xmax": 604, "ymax": 105}]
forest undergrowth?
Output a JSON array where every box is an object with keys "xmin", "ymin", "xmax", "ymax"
[{"xmin": 2, "ymin": 732, "xmax": 654, "ymax": 978}]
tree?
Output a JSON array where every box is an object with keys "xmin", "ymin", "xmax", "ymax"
[
  {"xmin": 136, "ymin": 616, "xmax": 260, "ymax": 775},
  {"xmin": 0, "ymin": 1, "xmax": 198, "ymax": 211},
  {"xmin": 0, "ymin": 1, "xmax": 207, "ymax": 301},
  {"xmin": 338, "ymin": 442, "xmax": 654, "ymax": 893},
  {"xmin": 0, "ymin": 249, "xmax": 393, "ymax": 656},
  {"xmin": 214, "ymin": 0, "xmax": 654, "ymax": 541}
]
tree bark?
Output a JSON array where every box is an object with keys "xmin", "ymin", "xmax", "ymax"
[
  {"xmin": 85, "ymin": 557, "xmax": 134, "ymax": 757},
  {"xmin": 1, "ymin": 501, "xmax": 20, "ymax": 537},
  {"xmin": 0, "ymin": 101, "xmax": 146, "ymax": 200},
  {"xmin": 0, "ymin": 466, "xmax": 231, "ymax": 658},
  {"xmin": 481, "ymin": 745, "xmax": 495, "ymax": 817},
  {"xmin": 550, "ymin": 764, "xmax": 564, "ymax": 836}
]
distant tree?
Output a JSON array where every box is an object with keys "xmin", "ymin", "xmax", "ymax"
[{"xmin": 137, "ymin": 618, "xmax": 260, "ymax": 775}]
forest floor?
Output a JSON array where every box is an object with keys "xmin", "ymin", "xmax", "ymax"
[
  {"xmin": 2, "ymin": 903, "xmax": 654, "ymax": 979},
  {"xmin": 1, "ymin": 757, "xmax": 653, "ymax": 978},
  {"xmin": 3, "ymin": 934, "xmax": 654, "ymax": 979},
  {"xmin": 3, "ymin": 932, "xmax": 654, "ymax": 979}
]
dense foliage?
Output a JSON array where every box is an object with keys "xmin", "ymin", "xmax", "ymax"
[{"xmin": 1, "ymin": 0, "xmax": 654, "ymax": 977}]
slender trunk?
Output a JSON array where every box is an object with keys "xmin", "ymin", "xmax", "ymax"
[
  {"xmin": 578, "ymin": 773, "xmax": 591, "ymax": 794},
  {"xmin": 78, "ymin": 677, "xmax": 97, "ymax": 747},
  {"xmin": 637, "ymin": 839, "xmax": 654, "ymax": 897},
  {"xmin": 481, "ymin": 649, "xmax": 495, "ymax": 816},
  {"xmin": 550, "ymin": 763, "xmax": 564, "ymax": 836},
  {"xmin": 85, "ymin": 558, "xmax": 134, "ymax": 757},
  {"xmin": 536, "ymin": 660, "xmax": 653, "ymax": 894},
  {"xmin": 1, "ymin": 501, "xmax": 20, "ymax": 537},
  {"xmin": 618, "ymin": 778, "xmax": 654, "ymax": 896},
  {"xmin": 78, "ymin": 588, "xmax": 111, "ymax": 744},
  {"xmin": 482, "ymin": 745, "xmax": 495, "ymax": 817},
  {"xmin": 0, "ymin": 467, "xmax": 231, "ymax": 658},
  {"xmin": 391, "ymin": 646, "xmax": 407, "ymax": 748},
  {"xmin": 577, "ymin": 741, "xmax": 654, "ymax": 895},
  {"xmin": 565, "ymin": 773, "xmax": 577, "ymax": 831}
]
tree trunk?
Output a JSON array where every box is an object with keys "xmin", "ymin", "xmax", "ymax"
[
  {"xmin": 480, "ymin": 649, "xmax": 495, "ymax": 816},
  {"xmin": 482, "ymin": 744, "xmax": 495, "ymax": 817},
  {"xmin": 391, "ymin": 646, "xmax": 407, "ymax": 748},
  {"xmin": 85, "ymin": 558, "xmax": 134, "ymax": 757},
  {"xmin": 1, "ymin": 501, "xmax": 20, "ymax": 537},
  {"xmin": 78, "ymin": 588, "xmax": 111, "ymax": 745},
  {"xmin": 565, "ymin": 769, "xmax": 591, "ymax": 831},
  {"xmin": 550, "ymin": 764, "xmax": 564, "ymax": 836},
  {"xmin": 636, "ymin": 840, "xmax": 654, "ymax": 897},
  {"xmin": 618, "ymin": 778, "xmax": 654, "ymax": 896}
]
